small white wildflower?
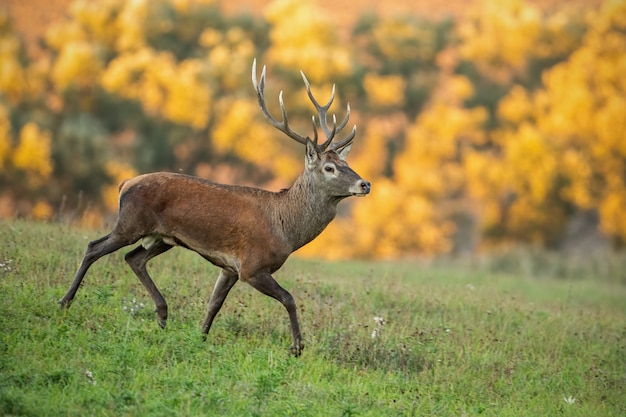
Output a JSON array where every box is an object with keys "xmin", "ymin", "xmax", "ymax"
[
  {"xmin": 85, "ymin": 370, "xmax": 96, "ymax": 385},
  {"xmin": 123, "ymin": 297, "xmax": 145, "ymax": 316},
  {"xmin": 563, "ymin": 396, "xmax": 576, "ymax": 405},
  {"xmin": 466, "ymin": 284, "xmax": 475, "ymax": 291},
  {"xmin": 0, "ymin": 260, "xmax": 12, "ymax": 272},
  {"xmin": 371, "ymin": 316, "xmax": 384, "ymax": 339}
]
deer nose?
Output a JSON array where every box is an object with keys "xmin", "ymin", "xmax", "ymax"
[{"xmin": 360, "ymin": 180, "xmax": 371, "ymax": 194}]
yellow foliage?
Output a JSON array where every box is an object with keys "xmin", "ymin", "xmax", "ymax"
[
  {"xmin": 0, "ymin": 12, "xmax": 27, "ymax": 103},
  {"xmin": 52, "ymin": 41, "xmax": 103, "ymax": 91},
  {"xmin": 514, "ymin": 0, "xmax": 626, "ymax": 242},
  {"xmin": 598, "ymin": 175, "xmax": 626, "ymax": 239},
  {"xmin": 448, "ymin": 75, "xmax": 475, "ymax": 101},
  {"xmin": 349, "ymin": 119, "xmax": 392, "ymax": 181},
  {"xmin": 497, "ymin": 124, "xmax": 557, "ymax": 204},
  {"xmin": 45, "ymin": 20, "xmax": 86, "ymax": 51},
  {"xmin": 560, "ymin": 150, "xmax": 593, "ymax": 209},
  {"xmin": 396, "ymin": 103, "xmax": 486, "ymax": 198},
  {"xmin": 163, "ymin": 59, "xmax": 211, "ymax": 129},
  {"xmin": 264, "ymin": 0, "xmax": 351, "ymax": 83},
  {"xmin": 534, "ymin": 11, "xmax": 585, "ymax": 59},
  {"xmin": 372, "ymin": 17, "xmax": 436, "ymax": 62},
  {"xmin": 459, "ymin": 0, "xmax": 542, "ymax": 68},
  {"xmin": 0, "ymin": 104, "xmax": 11, "ymax": 168},
  {"xmin": 212, "ymin": 99, "xmax": 260, "ymax": 154},
  {"xmin": 172, "ymin": 0, "xmax": 217, "ymax": 13},
  {"xmin": 3, "ymin": 0, "xmax": 624, "ymax": 256},
  {"xmin": 199, "ymin": 28, "xmax": 222, "ymax": 48},
  {"xmin": 115, "ymin": 0, "xmax": 149, "ymax": 51},
  {"xmin": 299, "ymin": 178, "xmax": 454, "ymax": 259},
  {"xmin": 70, "ymin": 0, "xmax": 121, "ymax": 50},
  {"xmin": 101, "ymin": 47, "xmax": 154, "ymax": 94},
  {"xmin": 363, "ymin": 73, "xmax": 406, "ymax": 109},
  {"xmin": 212, "ymin": 98, "xmax": 300, "ymax": 180},
  {"xmin": 506, "ymin": 195, "xmax": 557, "ymax": 245},
  {"xmin": 204, "ymin": 27, "xmax": 255, "ymax": 91},
  {"xmin": 498, "ymin": 85, "xmax": 533, "ymax": 124},
  {"xmin": 13, "ymin": 123, "xmax": 53, "ymax": 186},
  {"xmin": 102, "ymin": 161, "xmax": 138, "ymax": 212},
  {"xmin": 0, "ymin": 52, "xmax": 25, "ymax": 103},
  {"xmin": 471, "ymin": 122, "xmax": 558, "ymax": 238},
  {"xmin": 459, "ymin": 0, "xmax": 626, "ymax": 247},
  {"xmin": 354, "ymin": 179, "xmax": 454, "ymax": 258},
  {"xmin": 464, "ymin": 151, "xmax": 500, "ymax": 200},
  {"xmin": 102, "ymin": 49, "xmax": 211, "ymax": 128}
]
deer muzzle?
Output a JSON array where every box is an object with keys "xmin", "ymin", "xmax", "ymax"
[{"xmin": 351, "ymin": 179, "xmax": 371, "ymax": 197}]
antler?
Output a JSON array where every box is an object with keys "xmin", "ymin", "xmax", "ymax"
[
  {"xmin": 252, "ymin": 59, "xmax": 356, "ymax": 153},
  {"xmin": 252, "ymin": 59, "xmax": 309, "ymax": 146},
  {"xmin": 300, "ymin": 71, "xmax": 356, "ymax": 153}
]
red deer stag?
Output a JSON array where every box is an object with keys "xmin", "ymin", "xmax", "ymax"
[{"xmin": 58, "ymin": 60, "xmax": 371, "ymax": 356}]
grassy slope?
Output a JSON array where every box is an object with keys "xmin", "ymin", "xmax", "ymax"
[{"xmin": 1, "ymin": 220, "xmax": 624, "ymax": 416}]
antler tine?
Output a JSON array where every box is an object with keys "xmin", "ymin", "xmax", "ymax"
[
  {"xmin": 311, "ymin": 116, "xmax": 319, "ymax": 147},
  {"xmin": 329, "ymin": 124, "xmax": 357, "ymax": 153},
  {"xmin": 301, "ymin": 71, "xmax": 335, "ymax": 138},
  {"xmin": 335, "ymin": 102, "xmax": 351, "ymax": 131},
  {"xmin": 300, "ymin": 70, "xmax": 354, "ymax": 152},
  {"xmin": 252, "ymin": 59, "xmax": 309, "ymax": 146},
  {"xmin": 318, "ymin": 114, "xmax": 337, "ymax": 151}
]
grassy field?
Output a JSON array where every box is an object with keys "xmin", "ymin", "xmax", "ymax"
[{"xmin": 1, "ymin": 220, "xmax": 624, "ymax": 416}]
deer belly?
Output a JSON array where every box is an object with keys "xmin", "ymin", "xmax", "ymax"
[{"xmin": 141, "ymin": 234, "xmax": 178, "ymax": 249}]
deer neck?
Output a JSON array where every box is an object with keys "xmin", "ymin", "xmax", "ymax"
[{"xmin": 276, "ymin": 173, "xmax": 339, "ymax": 251}]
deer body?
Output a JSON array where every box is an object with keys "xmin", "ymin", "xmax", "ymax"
[{"xmin": 59, "ymin": 62, "xmax": 370, "ymax": 356}]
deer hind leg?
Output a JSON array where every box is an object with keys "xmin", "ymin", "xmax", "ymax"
[
  {"xmin": 202, "ymin": 269, "xmax": 239, "ymax": 338},
  {"xmin": 124, "ymin": 240, "xmax": 173, "ymax": 328},
  {"xmin": 59, "ymin": 233, "xmax": 133, "ymax": 308},
  {"xmin": 246, "ymin": 272, "xmax": 303, "ymax": 357}
]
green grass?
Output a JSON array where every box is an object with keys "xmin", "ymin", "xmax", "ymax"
[{"xmin": 1, "ymin": 220, "xmax": 625, "ymax": 416}]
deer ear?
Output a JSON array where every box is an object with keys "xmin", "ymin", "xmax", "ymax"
[
  {"xmin": 337, "ymin": 143, "xmax": 352, "ymax": 161},
  {"xmin": 305, "ymin": 138, "xmax": 320, "ymax": 168}
]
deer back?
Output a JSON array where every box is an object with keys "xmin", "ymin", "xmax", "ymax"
[{"xmin": 117, "ymin": 173, "xmax": 293, "ymax": 273}]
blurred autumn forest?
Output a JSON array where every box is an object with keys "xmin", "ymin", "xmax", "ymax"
[{"xmin": 1, "ymin": 0, "xmax": 624, "ymax": 260}]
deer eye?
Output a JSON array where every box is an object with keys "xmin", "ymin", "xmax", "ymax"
[{"xmin": 324, "ymin": 165, "xmax": 335, "ymax": 173}]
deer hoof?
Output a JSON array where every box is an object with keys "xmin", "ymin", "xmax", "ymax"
[
  {"xmin": 290, "ymin": 343, "xmax": 304, "ymax": 357},
  {"xmin": 157, "ymin": 319, "xmax": 167, "ymax": 329},
  {"xmin": 58, "ymin": 298, "xmax": 72, "ymax": 309}
]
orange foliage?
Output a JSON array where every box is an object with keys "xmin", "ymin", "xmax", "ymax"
[
  {"xmin": 102, "ymin": 161, "xmax": 138, "ymax": 212},
  {"xmin": 13, "ymin": 123, "xmax": 53, "ymax": 186},
  {"xmin": 264, "ymin": 0, "xmax": 351, "ymax": 83},
  {"xmin": 4, "ymin": 0, "xmax": 626, "ymax": 257},
  {"xmin": 0, "ymin": 10, "xmax": 27, "ymax": 103},
  {"xmin": 363, "ymin": 73, "xmax": 406, "ymax": 109},
  {"xmin": 0, "ymin": 104, "xmax": 11, "ymax": 168}
]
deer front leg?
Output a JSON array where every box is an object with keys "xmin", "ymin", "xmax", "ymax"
[
  {"xmin": 202, "ymin": 269, "xmax": 239, "ymax": 337},
  {"xmin": 246, "ymin": 272, "xmax": 303, "ymax": 357}
]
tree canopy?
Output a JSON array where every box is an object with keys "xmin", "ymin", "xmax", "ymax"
[{"xmin": 1, "ymin": 0, "xmax": 623, "ymax": 258}]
